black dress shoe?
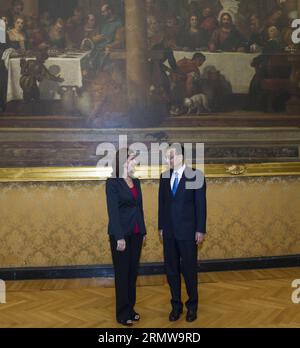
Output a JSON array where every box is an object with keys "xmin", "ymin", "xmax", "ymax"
[
  {"xmin": 169, "ymin": 309, "xmax": 183, "ymax": 322},
  {"xmin": 186, "ymin": 309, "xmax": 197, "ymax": 322}
]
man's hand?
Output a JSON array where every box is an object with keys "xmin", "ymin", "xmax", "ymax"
[
  {"xmin": 117, "ymin": 239, "xmax": 126, "ymax": 252},
  {"xmin": 93, "ymin": 34, "xmax": 105, "ymax": 43},
  {"xmin": 195, "ymin": 232, "xmax": 205, "ymax": 245},
  {"xmin": 105, "ymin": 46, "xmax": 112, "ymax": 55},
  {"xmin": 159, "ymin": 230, "xmax": 163, "ymax": 241}
]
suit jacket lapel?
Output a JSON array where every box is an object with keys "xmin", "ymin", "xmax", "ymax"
[
  {"xmin": 133, "ymin": 178, "xmax": 142, "ymax": 203},
  {"xmin": 168, "ymin": 169, "xmax": 173, "ymax": 198},
  {"xmin": 120, "ymin": 178, "xmax": 136, "ymax": 202}
]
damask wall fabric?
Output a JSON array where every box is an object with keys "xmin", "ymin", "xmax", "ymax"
[{"xmin": 0, "ymin": 176, "xmax": 300, "ymax": 268}]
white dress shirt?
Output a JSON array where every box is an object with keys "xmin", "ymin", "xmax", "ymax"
[{"xmin": 170, "ymin": 164, "xmax": 186, "ymax": 189}]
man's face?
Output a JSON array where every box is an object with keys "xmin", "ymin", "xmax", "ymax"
[
  {"xmin": 195, "ymin": 58, "xmax": 205, "ymax": 67},
  {"xmin": 202, "ymin": 7, "xmax": 212, "ymax": 17},
  {"xmin": 101, "ymin": 6, "xmax": 111, "ymax": 19},
  {"xmin": 14, "ymin": 3, "xmax": 24, "ymax": 15},
  {"xmin": 166, "ymin": 18, "xmax": 176, "ymax": 28},
  {"xmin": 55, "ymin": 21, "xmax": 64, "ymax": 33},
  {"xmin": 221, "ymin": 14, "xmax": 232, "ymax": 29},
  {"xmin": 269, "ymin": 10, "xmax": 282, "ymax": 25},
  {"xmin": 268, "ymin": 26, "xmax": 279, "ymax": 40},
  {"xmin": 73, "ymin": 9, "xmax": 83, "ymax": 23},
  {"xmin": 147, "ymin": 16, "xmax": 159, "ymax": 36},
  {"xmin": 87, "ymin": 15, "xmax": 96, "ymax": 27},
  {"xmin": 26, "ymin": 17, "xmax": 37, "ymax": 30},
  {"xmin": 250, "ymin": 15, "xmax": 260, "ymax": 32},
  {"xmin": 166, "ymin": 149, "xmax": 183, "ymax": 170},
  {"xmin": 190, "ymin": 16, "xmax": 198, "ymax": 29}
]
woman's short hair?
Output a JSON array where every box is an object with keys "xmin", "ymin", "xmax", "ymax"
[{"xmin": 112, "ymin": 148, "xmax": 137, "ymax": 178}]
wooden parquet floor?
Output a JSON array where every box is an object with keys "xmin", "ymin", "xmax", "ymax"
[{"xmin": 0, "ymin": 268, "xmax": 300, "ymax": 328}]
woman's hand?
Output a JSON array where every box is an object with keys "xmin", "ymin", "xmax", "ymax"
[{"xmin": 117, "ymin": 239, "xmax": 126, "ymax": 252}]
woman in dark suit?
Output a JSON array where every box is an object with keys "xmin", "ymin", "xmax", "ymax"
[{"xmin": 106, "ymin": 148, "xmax": 147, "ymax": 326}]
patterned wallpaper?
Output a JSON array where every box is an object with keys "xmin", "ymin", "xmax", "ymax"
[{"xmin": 0, "ymin": 176, "xmax": 300, "ymax": 268}]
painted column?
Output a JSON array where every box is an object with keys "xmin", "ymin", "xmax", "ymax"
[{"xmin": 125, "ymin": 0, "xmax": 149, "ymax": 109}]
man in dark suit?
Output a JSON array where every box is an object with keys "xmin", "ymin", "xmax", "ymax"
[{"xmin": 158, "ymin": 144, "xmax": 207, "ymax": 322}]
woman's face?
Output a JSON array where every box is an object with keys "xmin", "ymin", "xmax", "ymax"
[
  {"xmin": 268, "ymin": 26, "xmax": 279, "ymax": 39},
  {"xmin": 15, "ymin": 18, "xmax": 24, "ymax": 31},
  {"xmin": 125, "ymin": 154, "xmax": 137, "ymax": 176},
  {"xmin": 190, "ymin": 16, "xmax": 198, "ymax": 29},
  {"xmin": 87, "ymin": 15, "xmax": 96, "ymax": 27}
]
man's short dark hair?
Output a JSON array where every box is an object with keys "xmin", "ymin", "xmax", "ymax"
[
  {"xmin": 192, "ymin": 52, "xmax": 206, "ymax": 62},
  {"xmin": 112, "ymin": 148, "xmax": 137, "ymax": 178},
  {"xmin": 168, "ymin": 144, "xmax": 185, "ymax": 159}
]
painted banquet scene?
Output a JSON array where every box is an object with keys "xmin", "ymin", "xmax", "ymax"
[{"xmin": 0, "ymin": 0, "xmax": 300, "ymax": 126}]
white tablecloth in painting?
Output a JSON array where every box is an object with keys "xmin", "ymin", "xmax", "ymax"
[
  {"xmin": 173, "ymin": 51, "xmax": 260, "ymax": 94},
  {"xmin": 7, "ymin": 51, "xmax": 90, "ymax": 102}
]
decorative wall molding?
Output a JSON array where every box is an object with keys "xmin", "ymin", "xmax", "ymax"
[{"xmin": 0, "ymin": 162, "xmax": 300, "ymax": 182}]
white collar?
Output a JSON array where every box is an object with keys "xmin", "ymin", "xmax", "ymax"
[{"xmin": 173, "ymin": 164, "xmax": 186, "ymax": 177}]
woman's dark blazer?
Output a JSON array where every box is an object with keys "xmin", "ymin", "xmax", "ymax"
[{"xmin": 106, "ymin": 178, "xmax": 147, "ymax": 241}]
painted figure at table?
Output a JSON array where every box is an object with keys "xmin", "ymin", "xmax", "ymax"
[
  {"xmin": 199, "ymin": 3, "xmax": 219, "ymax": 38},
  {"xmin": 19, "ymin": 51, "xmax": 64, "ymax": 103},
  {"xmin": 39, "ymin": 11, "xmax": 53, "ymax": 34},
  {"xmin": 89, "ymin": 4, "xmax": 124, "ymax": 71},
  {"xmin": 48, "ymin": 18, "xmax": 66, "ymax": 50},
  {"xmin": 263, "ymin": 25, "xmax": 283, "ymax": 54},
  {"xmin": 247, "ymin": 14, "xmax": 264, "ymax": 53},
  {"xmin": 26, "ymin": 16, "xmax": 49, "ymax": 51},
  {"xmin": 83, "ymin": 14, "xmax": 99, "ymax": 42},
  {"xmin": 265, "ymin": 6, "xmax": 286, "ymax": 31},
  {"xmin": 178, "ymin": 14, "xmax": 209, "ymax": 51},
  {"xmin": 7, "ymin": 16, "xmax": 26, "ymax": 51},
  {"xmin": 164, "ymin": 15, "xmax": 181, "ymax": 49},
  {"xmin": 65, "ymin": 7, "xmax": 85, "ymax": 49},
  {"xmin": 209, "ymin": 12, "xmax": 246, "ymax": 52},
  {"xmin": 5, "ymin": 0, "xmax": 24, "ymax": 30}
]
